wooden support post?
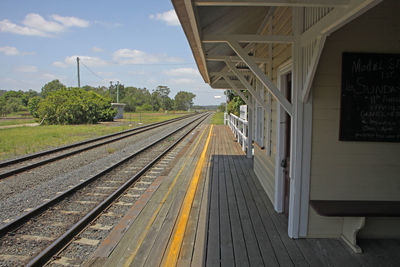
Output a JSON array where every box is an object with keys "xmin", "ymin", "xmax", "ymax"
[{"xmin": 247, "ymin": 96, "xmax": 253, "ymax": 158}]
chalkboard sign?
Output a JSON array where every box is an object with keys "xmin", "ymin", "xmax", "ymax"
[{"xmin": 339, "ymin": 52, "xmax": 400, "ymax": 142}]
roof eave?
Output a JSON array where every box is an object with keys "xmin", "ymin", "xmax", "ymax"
[{"xmin": 172, "ymin": 0, "xmax": 210, "ymax": 83}]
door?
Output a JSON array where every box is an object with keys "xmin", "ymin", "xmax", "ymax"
[{"xmin": 283, "ymin": 73, "xmax": 292, "ymax": 217}]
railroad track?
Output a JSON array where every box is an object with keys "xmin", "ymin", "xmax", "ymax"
[
  {"xmin": 0, "ymin": 112, "xmax": 209, "ymax": 267},
  {"xmin": 0, "ymin": 113, "xmax": 196, "ymax": 180}
]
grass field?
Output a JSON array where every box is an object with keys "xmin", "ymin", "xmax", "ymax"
[
  {"xmin": 1, "ymin": 111, "xmax": 32, "ymax": 118},
  {"xmin": 211, "ymin": 112, "xmax": 225, "ymax": 125},
  {"xmin": 0, "ymin": 112, "xmax": 190, "ymax": 161},
  {"xmin": 0, "ymin": 118, "xmax": 36, "ymax": 127}
]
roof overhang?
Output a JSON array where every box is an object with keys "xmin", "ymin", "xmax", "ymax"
[{"xmin": 173, "ymin": 0, "xmax": 382, "ymax": 95}]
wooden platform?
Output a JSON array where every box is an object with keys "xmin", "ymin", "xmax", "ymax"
[{"xmin": 88, "ymin": 125, "xmax": 400, "ymax": 267}]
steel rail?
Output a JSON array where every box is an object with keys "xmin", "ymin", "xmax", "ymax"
[
  {"xmin": 26, "ymin": 113, "xmax": 209, "ymax": 267},
  {"xmin": 0, "ymin": 113, "xmax": 197, "ymax": 180},
  {"xmin": 0, "ymin": 113, "xmax": 208, "ymax": 242},
  {"xmin": 25, "ymin": 113, "xmax": 209, "ymax": 266},
  {"xmin": 0, "ymin": 113, "xmax": 194, "ymax": 168}
]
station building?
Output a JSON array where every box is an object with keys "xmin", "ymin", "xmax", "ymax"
[{"xmin": 172, "ymin": 0, "xmax": 400, "ymax": 252}]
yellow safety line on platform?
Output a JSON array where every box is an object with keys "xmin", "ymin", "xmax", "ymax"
[
  {"xmin": 123, "ymin": 125, "xmax": 209, "ymax": 267},
  {"xmin": 163, "ymin": 124, "xmax": 213, "ymax": 267}
]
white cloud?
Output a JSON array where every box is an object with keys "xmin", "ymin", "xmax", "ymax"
[
  {"xmin": 0, "ymin": 46, "xmax": 34, "ymax": 56},
  {"xmin": 23, "ymin": 13, "xmax": 65, "ymax": 33},
  {"xmin": 113, "ymin": 49, "xmax": 159, "ymax": 64},
  {"xmin": 172, "ymin": 78, "xmax": 196, "ymax": 84},
  {"xmin": 0, "ymin": 46, "xmax": 19, "ymax": 55},
  {"xmin": 149, "ymin": 9, "xmax": 180, "ymax": 26},
  {"xmin": 164, "ymin": 68, "xmax": 199, "ymax": 77},
  {"xmin": 53, "ymin": 55, "xmax": 107, "ymax": 68},
  {"xmin": 15, "ymin": 65, "xmax": 38, "ymax": 73},
  {"xmin": 0, "ymin": 19, "xmax": 48, "ymax": 36},
  {"xmin": 51, "ymin": 14, "xmax": 89, "ymax": 28},
  {"xmin": 92, "ymin": 46, "xmax": 104, "ymax": 53},
  {"xmin": 112, "ymin": 48, "xmax": 184, "ymax": 65},
  {"xmin": 0, "ymin": 13, "xmax": 89, "ymax": 37},
  {"xmin": 214, "ymin": 95, "xmax": 222, "ymax": 99}
]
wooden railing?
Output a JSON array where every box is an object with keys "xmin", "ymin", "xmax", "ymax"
[{"xmin": 225, "ymin": 112, "xmax": 249, "ymax": 152}]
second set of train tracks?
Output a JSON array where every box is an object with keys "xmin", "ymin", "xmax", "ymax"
[{"xmin": 0, "ymin": 112, "xmax": 210, "ymax": 266}]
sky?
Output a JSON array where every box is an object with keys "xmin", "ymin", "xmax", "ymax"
[{"xmin": 0, "ymin": 0, "xmax": 224, "ymax": 105}]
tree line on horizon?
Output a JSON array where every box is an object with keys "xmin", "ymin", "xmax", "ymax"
[{"xmin": 0, "ymin": 80, "xmax": 196, "ymax": 124}]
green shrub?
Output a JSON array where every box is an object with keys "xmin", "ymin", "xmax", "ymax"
[
  {"xmin": 37, "ymin": 88, "xmax": 117, "ymax": 124},
  {"xmin": 136, "ymin": 104, "xmax": 153, "ymax": 112},
  {"xmin": 28, "ymin": 96, "xmax": 41, "ymax": 118}
]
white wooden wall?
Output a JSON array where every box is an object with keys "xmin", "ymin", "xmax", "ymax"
[
  {"xmin": 253, "ymin": 7, "xmax": 292, "ymax": 205},
  {"xmin": 308, "ymin": 0, "xmax": 400, "ymax": 238}
]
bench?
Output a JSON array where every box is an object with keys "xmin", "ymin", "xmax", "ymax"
[{"xmin": 310, "ymin": 200, "xmax": 400, "ymax": 253}]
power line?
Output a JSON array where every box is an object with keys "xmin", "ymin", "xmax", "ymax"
[{"xmin": 80, "ymin": 60, "xmax": 105, "ymax": 82}]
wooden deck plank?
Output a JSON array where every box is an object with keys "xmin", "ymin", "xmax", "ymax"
[
  {"xmin": 130, "ymin": 151, "xmax": 201, "ymax": 267},
  {"xmin": 227, "ymin": 150, "xmax": 280, "ymax": 265},
  {"xmin": 294, "ymin": 238, "xmax": 329, "ymax": 267},
  {"xmin": 220, "ymin": 129, "xmax": 249, "ymax": 266},
  {"xmin": 100, "ymin": 125, "xmax": 400, "ymax": 267},
  {"xmin": 239, "ymin": 155, "xmax": 310, "ymax": 267},
  {"xmin": 223, "ymin": 130, "xmax": 294, "ymax": 267},
  {"xmin": 205, "ymin": 138, "xmax": 221, "ymax": 266},
  {"xmin": 318, "ymin": 238, "xmax": 362, "ymax": 267},
  {"xmin": 354, "ymin": 239, "xmax": 400, "ymax": 267},
  {"xmin": 224, "ymin": 133, "xmax": 264, "ymax": 266},
  {"xmin": 237, "ymin": 158, "xmax": 296, "ymax": 266},
  {"xmin": 130, "ymin": 169, "xmax": 193, "ymax": 267},
  {"xmin": 132, "ymin": 188, "xmax": 186, "ymax": 267},
  {"xmin": 190, "ymin": 128, "xmax": 216, "ymax": 267},
  {"xmin": 103, "ymin": 125, "xmax": 207, "ymax": 267},
  {"xmin": 374, "ymin": 239, "xmax": 400, "ymax": 265},
  {"xmin": 142, "ymin": 130, "xmax": 210, "ymax": 267},
  {"xmin": 177, "ymin": 129, "xmax": 215, "ymax": 267},
  {"xmin": 218, "ymin": 127, "xmax": 235, "ymax": 267}
]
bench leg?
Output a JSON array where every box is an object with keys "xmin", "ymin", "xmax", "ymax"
[{"xmin": 341, "ymin": 217, "xmax": 365, "ymax": 253}]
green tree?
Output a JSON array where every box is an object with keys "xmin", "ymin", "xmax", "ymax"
[
  {"xmin": 153, "ymin": 85, "xmax": 173, "ymax": 111},
  {"xmin": 174, "ymin": 91, "xmax": 196, "ymax": 111},
  {"xmin": 28, "ymin": 96, "xmax": 41, "ymax": 118},
  {"xmin": 0, "ymin": 90, "xmax": 39, "ymax": 116},
  {"xmin": 41, "ymin": 80, "xmax": 66, "ymax": 98},
  {"xmin": 136, "ymin": 103, "xmax": 153, "ymax": 112},
  {"xmin": 151, "ymin": 90, "xmax": 162, "ymax": 111},
  {"xmin": 227, "ymin": 93, "xmax": 245, "ymax": 116},
  {"xmin": 121, "ymin": 87, "xmax": 151, "ymax": 112},
  {"xmin": 37, "ymin": 88, "xmax": 116, "ymax": 124},
  {"xmin": 218, "ymin": 103, "xmax": 226, "ymax": 112},
  {"xmin": 0, "ymin": 97, "xmax": 6, "ymax": 116},
  {"xmin": 23, "ymin": 90, "xmax": 39, "ymax": 105}
]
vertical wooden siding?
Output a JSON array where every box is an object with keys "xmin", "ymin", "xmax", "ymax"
[
  {"xmin": 253, "ymin": 7, "xmax": 292, "ymax": 205},
  {"xmin": 308, "ymin": 0, "xmax": 400, "ymax": 238}
]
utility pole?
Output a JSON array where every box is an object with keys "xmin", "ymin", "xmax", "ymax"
[
  {"xmin": 77, "ymin": 57, "xmax": 80, "ymax": 88},
  {"xmin": 116, "ymin": 81, "xmax": 120, "ymax": 103},
  {"xmin": 109, "ymin": 81, "xmax": 113, "ymax": 100}
]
